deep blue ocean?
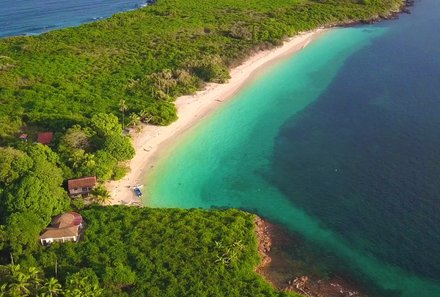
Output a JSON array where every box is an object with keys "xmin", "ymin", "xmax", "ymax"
[
  {"xmin": 273, "ymin": 0, "xmax": 440, "ymax": 283},
  {"xmin": 270, "ymin": 0, "xmax": 440, "ymax": 294},
  {"xmin": 0, "ymin": 0, "xmax": 147, "ymax": 38}
]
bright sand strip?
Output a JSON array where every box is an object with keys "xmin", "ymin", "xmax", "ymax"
[{"xmin": 106, "ymin": 28, "xmax": 327, "ymax": 205}]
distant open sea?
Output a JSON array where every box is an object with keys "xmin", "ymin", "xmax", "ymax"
[
  {"xmin": 147, "ymin": 0, "xmax": 440, "ymax": 296},
  {"xmin": 0, "ymin": 0, "xmax": 147, "ymax": 38}
]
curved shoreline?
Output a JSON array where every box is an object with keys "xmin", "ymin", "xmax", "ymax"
[
  {"xmin": 104, "ymin": 0, "xmax": 412, "ymax": 205},
  {"xmin": 106, "ymin": 28, "xmax": 327, "ymax": 205}
]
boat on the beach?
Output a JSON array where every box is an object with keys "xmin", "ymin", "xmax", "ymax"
[{"xmin": 133, "ymin": 186, "xmax": 143, "ymax": 197}]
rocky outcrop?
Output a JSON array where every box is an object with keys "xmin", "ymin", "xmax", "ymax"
[
  {"xmin": 255, "ymin": 216, "xmax": 272, "ymax": 271},
  {"xmin": 254, "ymin": 216, "xmax": 372, "ymax": 297},
  {"xmin": 284, "ymin": 276, "xmax": 364, "ymax": 297}
]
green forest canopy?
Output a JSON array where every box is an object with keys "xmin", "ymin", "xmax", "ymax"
[{"xmin": 15, "ymin": 206, "xmax": 302, "ymax": 297}]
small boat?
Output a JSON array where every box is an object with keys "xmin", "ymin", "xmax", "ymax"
[{"xmin": 133, "ymin": 187, "xmax": 143, "ymax": 197}]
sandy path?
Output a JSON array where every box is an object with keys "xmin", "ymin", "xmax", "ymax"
[{"xmin": 106, "ymin": 28, "xmax": 327, "ymax": 205}]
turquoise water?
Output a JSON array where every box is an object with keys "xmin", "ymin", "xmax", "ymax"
[
  {"xmin": 147, "ymin": 1, "xmax": 440, "ymax": 296},
  {"xmin": 147, "ymin": 27, "xmax": 383, "ymax": 208}
]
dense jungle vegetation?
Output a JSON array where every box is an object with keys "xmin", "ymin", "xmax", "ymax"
[
  {"xmin": 1, "ymin": 207, "xmax": 301, "ymax": 297},
  {"xmin": 0, "ymin": 116, "xmax": 134, "ymax": 256},
  {"xmin": 0, "ymin": 0, "xmax": 404, "ymax": 295}
]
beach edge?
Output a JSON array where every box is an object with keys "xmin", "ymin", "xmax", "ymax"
[{"xmin": 106, "ymin": 28, "xmax": 327, "ymax": 205}]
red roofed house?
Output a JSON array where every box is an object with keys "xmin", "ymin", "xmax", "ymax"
[
  {"xmin": 19, "ymin": 134, "xmax": 28, "ymax": 141},
  {"xmin": 67, "ymin": 176, "xmax": 97, "ymax": 198},
  {"xmin": 37, "ymin": 132, "xmax": 54, "ymax": 145},
  {"xmin": 39, "ymin": 212, "xmax": 84, "ymax": 246}
]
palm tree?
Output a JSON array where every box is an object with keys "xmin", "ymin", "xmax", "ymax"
[
  {"xmin": 40, "ymin": 277, "xmax": 62, "ymax": 297},
  {"xmin": 214, "ymin": 240, "xmax": 223, "ymax": 250},
  {"xmin": 65, "ymin": 275, "xmax": 103, "ymax": 297},
  {"xmin": 149, "ymin": 69, "xmax": 176, "ymax": 97},
  {"xmin": 128, "ymin": 113, "xmax": 141, "ymax": 131},
  {"xmin": 175, "ymin": 69, "xmax": 192, "ymax": 85},
  {"xmin": 215, "ymin": 255, "xmax": 228, "ymax": 265},
  {"xmin": 0, "ymin": 265, "xmax": 65, "ymax": 297},
  {"xmin": 148, "ymin": 72, "xmax": 164, "ymax": 96},
  {"xmin": 91, "ymin": 186, "xmax": 111, "ymax": 205},
  {"xmin": 161, "ymin": 69, "xmax": 175, "ymax": 94},
  {"xmin": 118, "ymin": 99, "xmax": 128, "ymax": 130},
  {"xmin": 0, "ymin": 284, "xmax": 8, "ymax": 297},
  {"xmin": 27, "ymin": 266, "xmax": 43, "ymax": 295},
  {"xmin": 139, "ymin": 110, "xmax": 153, "ymax": 124},
  {"xmin": 233, "ymin": 240, "xmax": 244, "ymax": 250},
  {"xmin": 8, "ymin": 269, "xmax": 31, "ymax": 296}
]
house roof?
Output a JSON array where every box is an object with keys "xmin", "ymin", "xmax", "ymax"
[
  {"xmin": 39, "ymin": 225, "xmax": 80, "ymax": 239},
  {"xmin": 39, "ymin": 212, "xmax": 83, "ymax": 240},
  {"xmin": 67, "ymin": 176, "xmax": 97, "ymax": 190},
  {"xmin": 37, "ymin": 132, "xmax": 54, "ymax": 144},
  {"xmin": 51, "ymin": 212, "xmax": 83, "ymax": 228},
  {"xmin": 19, "ymin": 134, "xmax": 28, "ymax": 139}
]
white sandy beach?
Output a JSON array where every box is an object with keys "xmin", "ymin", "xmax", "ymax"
[{"xmin": 106, "ymin": 28, "xmax": 326, "ymax": 205}]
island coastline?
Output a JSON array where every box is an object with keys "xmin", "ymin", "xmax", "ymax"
[
  {"xmin": 105, "ymin": 0, "xmax": 413, "ymax": 206},
  {"xmin": 106, "ymin": 28, "xmax": 328, "ymax": 205}
]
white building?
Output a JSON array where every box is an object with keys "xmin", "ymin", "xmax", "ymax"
[{"xmin": 39, "ymin": 212, "xmax": 83, "ymax": 246}]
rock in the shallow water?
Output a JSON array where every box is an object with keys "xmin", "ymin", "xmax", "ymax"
[{"xmin": 255, "ymin": 217, "xmax": 272, "ymax": 268}]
